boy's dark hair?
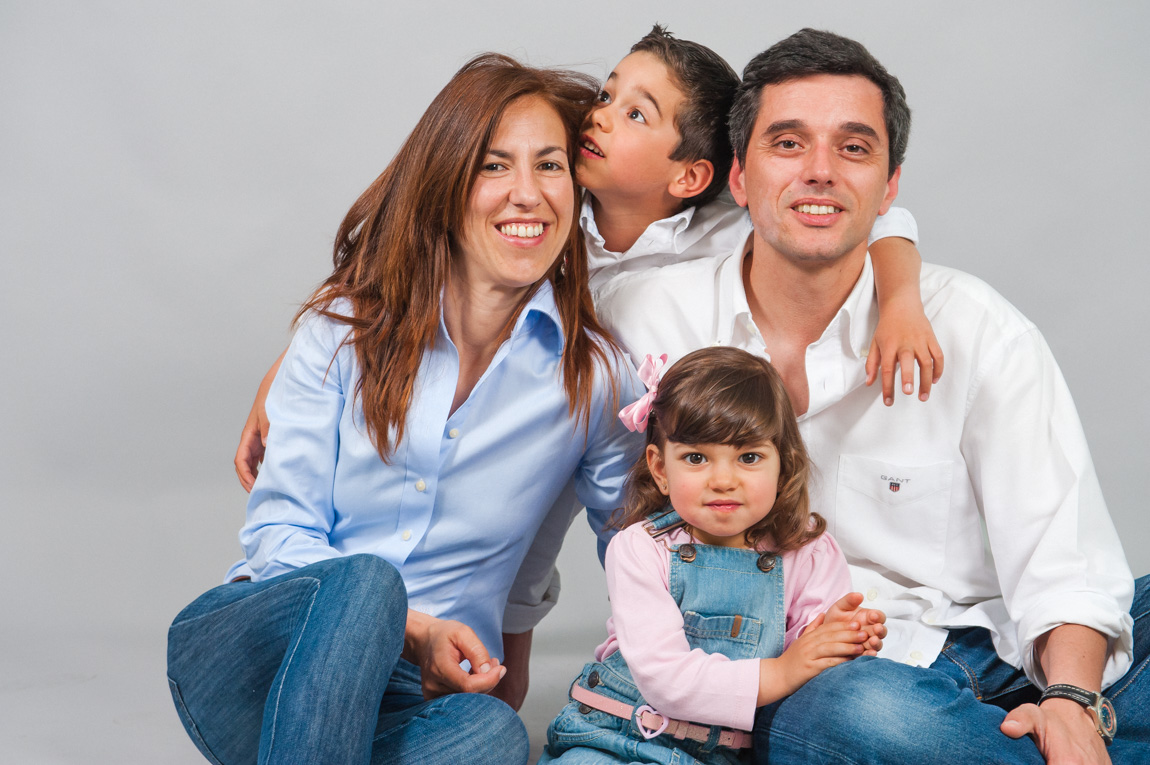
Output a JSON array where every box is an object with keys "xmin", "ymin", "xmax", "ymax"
[
  {"xmin": 728, "ymin": 28, "xmax": 910, "ymax": 178},
  {"xmin": 631, "ymin": 24, "xmax": 739, "ymax": 208}
]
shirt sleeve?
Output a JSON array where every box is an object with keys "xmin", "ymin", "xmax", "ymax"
[
  {"xmin": 782, "ymin": 532, "xmax": 853, "ymax": 647},
  {"xmin": 239, "ymin": 311, "xmax": 349, "ymax": 579},
  {"xmin": 607, "ymin": 526, "xmax": 761, "ymax": 731},
  {"xmin": 868, "ymin": 206, "xmax": 918, "ymax": 245},
  {"xmin": 501, "ymin": 480, "xmax": 578, "ymax": 634},
  {"xmin": 961, "ymin": 327, "xmax": 1134, "ymax": 687}
]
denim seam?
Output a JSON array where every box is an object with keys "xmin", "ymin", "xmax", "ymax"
[
  {"xmin": 940, "ymin": 645, "xmax": 983, "ymax": 700},
  {"xmin": 1107, "ymin": 651, "xmax": 1148, "ymax": 701},
  {"xmin": 168, "ymin": 676, "xmax": 225, "ymax": 765},
  {"xmin": 169, "ymin": 578, "xmax": 316, "ymax": 629},
  {"xmin": 263, "ymin": 577, "xmax": 322, "ymax": 761},
  {"xmin": 768, "ymin": 727, "xmax": 862, "ymax": 764}
]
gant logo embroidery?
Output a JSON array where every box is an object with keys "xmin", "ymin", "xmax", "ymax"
[{"xmin": 882, "ymin": 474, "xmax": 910, "ymax": 492}]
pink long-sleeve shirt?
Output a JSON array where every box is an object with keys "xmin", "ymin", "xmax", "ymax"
[{"xmin": 594, "ymin": 524, "xmax": 852, "ymax": 731}]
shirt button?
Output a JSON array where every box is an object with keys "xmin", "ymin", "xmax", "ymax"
[
  {"xmin": 415, "ymin": 479, "xmax": 426, "ymax": 492},
  {"xmin": 402, "ymin": 529, "xmax": 412, "ymax": 541},
  {"xmin": 866, "ymin": 588, "xmax": 879, "ymax": 601},
  {"xmin": 448, "ymin": 428, "xmax": 460, "ymax": 439},
  {"xmin": 910, "ymin": 651, "xmax": 924, "ymax": 662}
]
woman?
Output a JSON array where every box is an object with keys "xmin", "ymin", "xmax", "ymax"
[{"xmin": 167, "ymin": 54, "xmax": 642, "ymax": 764}]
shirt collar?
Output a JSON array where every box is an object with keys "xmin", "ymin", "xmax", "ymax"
[
  {"xmin": 436, "ymin": 279, "xmax": 566, "ymax": 357},
  {"xmin": 579, "ymin": 192, "xmax": 696, "ymax": 255}
]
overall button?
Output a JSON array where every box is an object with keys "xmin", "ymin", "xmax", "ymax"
[
  {"xmin": 578, "ymin": 704, "xmax": 592, "ymax": 715},
  {"xmin": 757, "ymin": 553, "xmax": 777, "ymax": 572},
  {"xmin": 678, "ymin": 544, "xmax": 697, "ymax": 563},
  {"xmin": 415, "ymin": 479, "xmax": 426, "ymax": 492},
  {"xmin": 587, "ymin": 670, "xmax": 600, "ymax": 688}
]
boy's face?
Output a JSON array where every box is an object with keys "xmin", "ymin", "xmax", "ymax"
[{"xmin": 576, "ymin": 51, "xmax": 687, "ymax": 200}]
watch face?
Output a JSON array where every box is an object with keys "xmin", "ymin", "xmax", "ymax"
[{"xmin": 1095, "ymin": 696, "xmax": 1118, "ymax": 742}]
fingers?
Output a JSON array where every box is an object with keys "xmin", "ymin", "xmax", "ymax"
[
  {"xmin": 881, "ymin": 355, "xmax": 897, "ymax": 406},
  {"xmin": 929, "ymin": 338, "xmax": 945, "ymax": 383},
  {"xmin": 865, "ymin": 337, "xmax": 880, "ymax": 386},
  {"xmin": 234, "ymin": 419, "xmax": 264, "ymax": 493},
  {"xmin": 1001, "ymin": 703, "xmax": 1041, "ymax": 741}
]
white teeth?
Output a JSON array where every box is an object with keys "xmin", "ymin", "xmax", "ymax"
[
  {"xmin": 499, "ymin": 223, "xmax": 544, "ymax": 238},
  {"xmin": 796, "ymin": 204, "xmax": 841, "ymax": 215},
  {"xmin": 582, "ymin": 140, "xmax": 603, "ymax": 157}
]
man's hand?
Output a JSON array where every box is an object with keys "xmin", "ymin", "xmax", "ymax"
[
  {"xmin": 1001, "ymin": 697, "xmax": 1111, "ymax": 764},
  {"xmin": 823, "ymin": 592, "xmax": 887, "ymax": 655},
  {"xmin": 234, "ymin": 351, "xmax": 285, "ymax": 492},
  {"xmin": 404, "ymin": 611, "xmax": 505, "ymax": 700},
  {"xmin": 489, "ymin": 630, "xmax": 532, "ymax": 711}
]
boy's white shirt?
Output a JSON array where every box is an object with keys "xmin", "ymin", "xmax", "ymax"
[
  {"xmin": 583, "ymin": 189, "xmax": 919, "ymax": 297},
  {"xmin": 502, "ymin": 195, "xmax": 921, "ymax": 634}
]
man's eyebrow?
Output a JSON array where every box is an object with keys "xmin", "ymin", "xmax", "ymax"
[
  {"xmin": 764, "ymin": 119, "xmax": 806, "ymax": 135},
  {"xmin": 840, "ymin": 121, "xmax": 881, "ymax": 141}
]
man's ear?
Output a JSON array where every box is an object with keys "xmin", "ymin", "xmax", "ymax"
[
  {"xmin": 878, "ymin": 165, "xmax": 901, "ymax": 216},
  {"xmin": 729, "ymin": 157, "xmax": 748, "ymax": 208},
  {"xmin": 646, "ymin": 444, "xmax": 670, "ymax": 496},
  {"xmin": 668, "ymin": 158, "xmax": 714, "ymax": 201}
]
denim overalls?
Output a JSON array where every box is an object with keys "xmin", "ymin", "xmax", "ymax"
[{"xmin": 540, "ymin": 510, "xmax": 786, "ymax": 765}]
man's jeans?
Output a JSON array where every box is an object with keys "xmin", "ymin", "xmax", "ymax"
[
  {"xmin": 167, "ymin": 554, "xmax": 528, "ymax": 765},
  {"xmin": 754, "ymin": 575, "xmax": 1150, "ymax": 764}
]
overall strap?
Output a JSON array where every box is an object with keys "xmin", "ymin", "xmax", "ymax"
[{"xmin": 644, "ymin": 507, "xmax": 688, "ymax": 538}]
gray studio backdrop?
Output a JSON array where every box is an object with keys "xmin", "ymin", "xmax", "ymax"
[{"xmin": 2, "ymin": 2, "xmax": 1147, "ymax": 762}]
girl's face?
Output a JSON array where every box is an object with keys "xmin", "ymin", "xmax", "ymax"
[{"xmin": 647, "ymin": 439, "xmax": 781, "ymax": 548}]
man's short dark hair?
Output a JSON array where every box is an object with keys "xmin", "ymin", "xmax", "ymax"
[
  {"xmin": 728, "ymin": 28, "xmax": 910, "ymax": 178},
  {"xmin": 631, "ymin": 24, "xmax": 740, "ymax": 207}
]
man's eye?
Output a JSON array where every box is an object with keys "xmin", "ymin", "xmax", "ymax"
[
  {"xmin": 778, "ymin": 140, "xmax": 798, "ymax": 150},
  {"xmin": 739, "ymin": 453, "xmax": 762, "ymax": 465},
  {"xmin": 684, "ymin": 453, "xmax": 705, "ymax": 465},
  {"xmin": 627, "ymin": 108, "xmax": 646, "ymax": 124},
  {"xmin": 844, "ymin": 144, "xmax": 866, "ymax": 154}
]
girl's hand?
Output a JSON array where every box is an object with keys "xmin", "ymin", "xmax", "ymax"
[
  {"xmin": 404, "ymin": 610, "xmax": 505, "ymax": 700},
  {"xmin": 865, "ymin": 299, "xmax": 944, "ymax": 407},
  {"xmin": 757, "ymin": 614, "xmax": 869, "ymax": 706},
  {"xmin": 822, "ymin": 592, "xmax": 887, "ymax": 655}
]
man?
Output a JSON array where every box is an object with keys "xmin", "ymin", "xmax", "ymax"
[{"xmin": 596, "ymin": 28, "xmax": 1146, "ymax": 763}]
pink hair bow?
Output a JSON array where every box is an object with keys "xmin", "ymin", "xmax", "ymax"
[{"xmin": 618, "ymin": 353, "xmax": 669, "ymax": 433}]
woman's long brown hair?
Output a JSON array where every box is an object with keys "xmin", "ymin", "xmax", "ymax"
[
  {"xmin": 296, "ymin": 54, "xmax": 615, "ymax": 460},
  {"xmin": 615, "ymin": 347, "xmax": 823, "ymax": 553}
]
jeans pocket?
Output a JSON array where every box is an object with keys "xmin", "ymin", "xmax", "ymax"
[{"xmin": 168, "ymin": 676, "xmax": 226, "ymax": 765}]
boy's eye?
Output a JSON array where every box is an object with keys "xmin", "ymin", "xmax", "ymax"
[
  {"xmin": 596, "ymin": 90, "xmax": 611, "ymax": 103},
  {"xmin": 738, "ymin": 453, "xmax": 762, "ymax": 465},
  {"xmin": 684, "ymin": 453, "xmax": 706, "ymax": 466},
  {"xmin": 627, "ymin": 108, "xmax": 646, "ymax": 124}
]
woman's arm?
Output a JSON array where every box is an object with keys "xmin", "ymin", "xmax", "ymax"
[{"xmin": 867, "ymin": 208, "xmax": 944, "ymax": 406}]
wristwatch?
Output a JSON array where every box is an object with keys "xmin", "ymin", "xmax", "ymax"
[{"xmin": 1038, "ymin": 683, "xmax": 1117, "ymax": 745}]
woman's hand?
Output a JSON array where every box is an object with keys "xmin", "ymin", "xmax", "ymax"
[
  {"xmin": 234, "ymin": 350, "xmax": 285, "ymax": 492},
  {"xmin": 757, "ymin": 613, "xmax": 871, "ymax": 706},
  {"xmin": 404, "ymin": 610, "xmax": 506, "ymax": 700}
]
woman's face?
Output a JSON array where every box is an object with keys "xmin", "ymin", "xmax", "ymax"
[{"xmin": 455, "ymin": 96, "xmax": 574, "ymax": 296}]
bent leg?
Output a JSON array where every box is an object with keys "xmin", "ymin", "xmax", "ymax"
[
  {"xmin": 167, "ymin": 554, "xmax": 407, "ymax": 765},
  {"xmin": 1106, "ymin": 574, "xmax": 1150, "ymax": 760},
  {"xmin": 370, "ymin": 659, "xmax": 529, "ymax": 765},
  {"xmin": 753, "ymin": 656, "xmax": 1043, "ymax": 765}
]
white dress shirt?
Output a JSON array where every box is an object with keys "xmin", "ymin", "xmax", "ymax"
[{"xmin": 595, "ymin": 246, "xmax": 1135, "ymax": 688}]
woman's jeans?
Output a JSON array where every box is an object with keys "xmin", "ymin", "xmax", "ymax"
[
  {"xmin": 167, "ymin": 554, "xmax": 528, "ymax": 765},
  {"xmin": 753, "ymin": 575, "xmax": 1150, "ymax": 764}
]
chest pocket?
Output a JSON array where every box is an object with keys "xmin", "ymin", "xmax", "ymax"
[
  {"xmin": 835, "ymin": 455, "xmax": 953, "ymax": 578},
  {"xmin": 682, "ymin": 611, "xmax": 762, "ymax": 660}
]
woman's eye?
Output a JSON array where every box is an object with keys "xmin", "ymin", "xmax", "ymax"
[
  {"xmin": 539, "ymin": 161, "xmax": 564, "ymax": 172},
  {"xmin": 627, "ymin": 108, "xmax": 646, "ymax": 123},
  {"xmin": 483, "ymin": 163, "xmax": 506, "ymax": 172},
  {"xmin": 739, "ymin": 453, "xmax": 762, "ymax": 465},
  {"xmin": 684, "ymin": 453, "xmax": 705, "ymax": 465}
]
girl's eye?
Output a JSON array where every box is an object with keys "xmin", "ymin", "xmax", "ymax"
[
  {"xmin": 684, "ymin": 453, "xmax": 706, "ymax": 466},
  {"xmin": 627, "ymin": 108, "xmax": 646, "ymax": 124},
  {"xmin": 739, "ymin": 453, "xmax": 762, "ymax": 465}
]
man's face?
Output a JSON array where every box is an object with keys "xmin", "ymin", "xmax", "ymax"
[{"xmin": 729, "ymin": 74, "xmax": 900, "ymax": 267}]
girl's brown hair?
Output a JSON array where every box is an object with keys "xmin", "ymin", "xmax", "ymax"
[
  {"xmin": 297, "ymin": 54, "xmax": 616, "ymax": 459},
  {"xmin": 617, "ymin": 347, "xmax": 823, "ymax": 552}
]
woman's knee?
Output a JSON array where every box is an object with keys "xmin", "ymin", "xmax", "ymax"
[{"xmin": 439, "ymin": 694, "xmax": 529, "ymax": 765}]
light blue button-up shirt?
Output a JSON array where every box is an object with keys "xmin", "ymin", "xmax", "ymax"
[{"xmin": 225, "ymin": 284, "xmax": 643, "ymax": 657}]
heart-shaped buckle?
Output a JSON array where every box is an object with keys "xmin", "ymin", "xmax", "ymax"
[{"xmin": 634, "ymin": 704, "xmax": 669, "ymax": 739}]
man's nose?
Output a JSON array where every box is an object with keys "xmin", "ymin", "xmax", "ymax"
[{"xmin": 803, "ymin": 141, "xmax": 835, "ymax": 186}]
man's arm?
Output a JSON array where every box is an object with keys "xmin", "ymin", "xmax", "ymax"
[{"xmin": 1000, "ymin": 624, "xmax": 1111, "ymax": 763}]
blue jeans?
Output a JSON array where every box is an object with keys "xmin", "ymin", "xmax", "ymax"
[
  {"xmin": 167, "ymin": 554, "xmax": 528, "ymax": 765},
  {"xmin": 753, "ymin": 575, "xmax": 1150, "ymax": 764}
]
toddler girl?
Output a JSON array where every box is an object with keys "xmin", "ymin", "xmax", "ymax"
[{"xmin": 540, "ymin": 347, "xmax": 885, "ymax": 764}]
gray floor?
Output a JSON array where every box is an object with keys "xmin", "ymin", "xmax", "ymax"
[{"xmin": 0, "ymin": 500, "xmax": 609, "ymax": 764}]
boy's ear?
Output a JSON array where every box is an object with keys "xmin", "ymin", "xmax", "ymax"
[
  {"xmin": 667, "ymin": 158, "xmax": 714, "ymax": 201},
  {"xmin": 646, "ymin": 444, "xmax": 670, "ymax": 496},
  {"xmin": 729, "ymin": 158, "xmax": 748, "ymax": 208}
]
